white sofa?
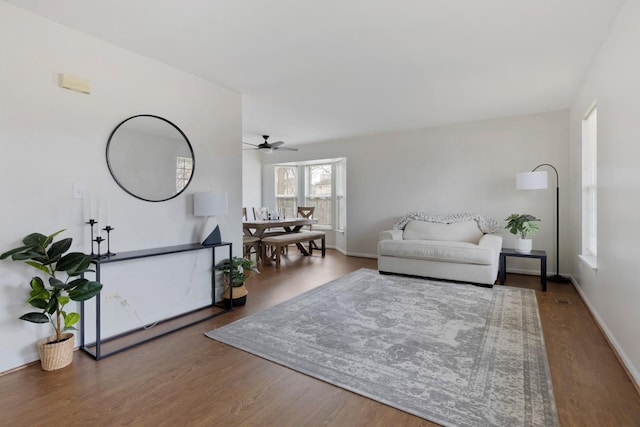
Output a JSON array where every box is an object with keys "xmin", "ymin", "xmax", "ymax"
[{"xmin": 377, "ymin": 218, "xmax": 503, "ymax": 285}]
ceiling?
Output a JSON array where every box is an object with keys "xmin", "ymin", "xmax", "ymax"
[{"xmin": 6, "ymin": 0, "xmax": 624, "ymax": 145}]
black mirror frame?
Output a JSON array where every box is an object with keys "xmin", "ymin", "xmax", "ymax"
[{"xmin": 106, "ymin": 114, "xmax": 196, "ymax": 202}]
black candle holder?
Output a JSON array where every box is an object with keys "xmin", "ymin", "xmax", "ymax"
[
  {"xmin": 94, "ymin": 236, "xmax": 105, "ymax": 258},
  {"xmin": 86, "ymin": 219, "xmax": 97, "ymax": 256},
  {"xmin": 102, "ymin": 225, "xmax": 116, "ymax": 256}
]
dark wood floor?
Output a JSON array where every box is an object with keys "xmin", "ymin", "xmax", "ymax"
[{"xmin": 1, "ymin": 250, "xmax": 639, "ymax": 426}]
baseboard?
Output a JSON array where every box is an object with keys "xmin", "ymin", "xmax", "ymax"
[
  {"xmin": 344, "ymin": 251, "xmax": 378, "ymax": 259},
  {"xmin": 0, "ymin": 359, "xmax": 41, "ymax": 377},
  {"xmin": 332, "ymin": 246, "xmax": 347, "ymax": 255},
  {"xmin": 572, "ymin": 277, "xmax": 640, "ymax": 396}
]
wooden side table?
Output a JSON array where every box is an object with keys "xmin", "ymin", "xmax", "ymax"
[{"xmin": 499, "ymin": 248, "xmax": 547, "ymax": 292}]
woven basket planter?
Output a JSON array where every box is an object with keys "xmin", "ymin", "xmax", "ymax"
[
  {"xmin": 221, "ymin": 283, "xmax": 249, "ymax": 306},
  {"xmin": 37, "ymin": 332, "xmax": 74, "ymax": 371}
]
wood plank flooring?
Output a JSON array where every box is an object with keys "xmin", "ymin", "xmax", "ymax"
[{"xmin": 1, "ymin": 250, "xmax": 639, "ymax": 426}]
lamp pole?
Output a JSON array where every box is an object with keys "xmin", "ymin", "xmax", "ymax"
[{"xmin": 531, "ymin": 163, "xmax": 571, "ymax": 283}]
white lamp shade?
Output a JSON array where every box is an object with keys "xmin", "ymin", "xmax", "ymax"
[
  {"xmin": 193, "ymin": 192, "xmax": 228, "ymax": 216},
  {"xmin": 516, "ymin": 171, "xmax": 548, "ymax": 190}
]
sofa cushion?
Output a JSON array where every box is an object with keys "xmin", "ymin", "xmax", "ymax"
[
  {"xmin": 402, "ymin": 220, "xmax": 483, "ymax": 243},
  {"xmin": 378, "ymin": 239, "xmax": 495, "ymax": 265}
]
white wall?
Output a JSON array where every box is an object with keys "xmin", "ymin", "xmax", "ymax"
[
  {"xmin": 0, "ymin": 3, "xmax": 242, "ymax": 373},
  {"xmin": 261, "ymin": 111, "xmax": 570, "ymax": 271},
  {"xmin": 242, "ymin": 149, "xmax": 262, "ymax": 212},
  {"xmin": 568, "ymin": 0, "xmax": 640, "ymax": 387}
]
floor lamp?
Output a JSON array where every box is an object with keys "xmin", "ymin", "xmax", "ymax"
[
  {"xmin": 516, "ymin": 164, "xmax": 571, "ymax": 283},
  {"xmin": 194, "ymin": 192, "xmax": 228, "ymax": 246}
]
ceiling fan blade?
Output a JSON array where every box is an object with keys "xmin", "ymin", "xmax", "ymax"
[{"xmin": 252, "ymin": 135, "xmax": 298, "ymax": 152}]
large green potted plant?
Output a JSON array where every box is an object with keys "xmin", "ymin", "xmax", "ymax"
[
  {"xmin": 504, "ymin": 213, "xmax": 541, "ymax": 253},
  {"xmin": 0, "ymin": 230, "xmax": 103, "ymax": 371},
  {"xmin": 214, "ymin": 256, "xmax": 259, "ymax": 306}
]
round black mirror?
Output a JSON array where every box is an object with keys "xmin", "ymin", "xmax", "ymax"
[{"xmin": 106, "ymin": 115, "xmax": 195, "ymax": 202}]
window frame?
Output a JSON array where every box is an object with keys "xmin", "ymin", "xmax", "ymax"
[
  {"xmin": 304, "ymin": 163, "xmax": 333, "ymax": 229},
  {"xmin": 274, "ymin": 165, "xmax": 298, "ymax": 219},
  {"xmin": 580, "ymin": 102, "xmax": 598, "ymax": 269},
  {"xmin": 175, "ymin": 156, "xmax": 193, "ymax": 194},
  {"xmin": 273, "ymin": 158, "xmax": 346, "ymax": 231}
]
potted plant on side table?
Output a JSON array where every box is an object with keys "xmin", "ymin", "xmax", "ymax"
[
  {"xmin": 1, "ymin": 230, "xmax": 103, "ymax": 371},
  {"xmin": 504, "ymin": 213, "xmax": 541, "ymax": 253},
  {"xmin": 214, "ymin": 256, "xmax": 259, "ymax": 307}
]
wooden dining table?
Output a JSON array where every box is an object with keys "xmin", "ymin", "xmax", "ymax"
[
  {"xmin": 242, "ymin": 218, "xmax": 318, "ymax": 238},
  {"xmin": 243, "ymin": 218, "xmax": 319, "ymax": 261}
]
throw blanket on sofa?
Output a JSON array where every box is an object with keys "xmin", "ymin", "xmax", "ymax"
[{"xmin": 393, "ymin": 212, "xmax": 501, "ymax": 234}]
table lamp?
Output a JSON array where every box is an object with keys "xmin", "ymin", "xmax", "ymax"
[{"xmin": 194, "ymin": 192, "xmax": 228, "ymax": 245}]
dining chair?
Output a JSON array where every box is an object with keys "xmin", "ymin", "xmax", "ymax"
[
  {"xmin": 252, "ymin": 207, "xmax": 259, "ymax": 220},
  {"xmin": 297, "ymin": 206, "xmax": 315, "ymax": 231},
  {"xmin": 242, "ymin": 207, "xmax": 261, "ymax": 261},
  {"xmin": 243, "ymin": 235, "xmax": 261, "ymax": 263},
  {"xmin": 297, "ymin": 206, "xmax": 322, "ymax": 250}
]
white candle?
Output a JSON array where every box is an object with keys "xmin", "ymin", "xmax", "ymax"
[{"xmin": 106, "ymin": 201, "xmax": 110, "ymax": 226}]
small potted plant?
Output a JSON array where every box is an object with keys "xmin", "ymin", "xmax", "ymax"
[
  {"xmin": 1, "ymin": 230, "xmax": 103, "ymax": 371},
  {"xmin": 214, "ymin": 256, "xmax": 259, "ymax": 306},
  {"xmin": 504, "ymin": 213, "xmax": 541, "ymax": 253}
]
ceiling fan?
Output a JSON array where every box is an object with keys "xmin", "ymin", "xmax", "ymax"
[{"xmin": 243, "ymin": 135, "xmax": 299, "ymax": 152}]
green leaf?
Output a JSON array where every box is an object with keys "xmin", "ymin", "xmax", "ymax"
[
  {"xmin": 47, "ymin": 238, "xmax": 72, "ymax": 263},
  {"xmin": 58, "ymin": 295, "xmax": 70, "ymax": 306},
  {"xmin": 63, "ymin": 312, "xmax": 80, "ymax": 328},
  {"xmin": 27, "ymin": 298, "xmax": 48, "ymax": 309},
  {"xmin": 20, "ymin": 312, "xmax": 50, "ymax": 324},
  {"xmin": 29, "ymin": 287, "xmax": 50, "ymax": 300},
  {"xmin": 504, "ymin": 213, "xmax": 541, "ymax": 237},
  {"xmin": 65, "ymin": 255, "xmax": 92, "ymax": 277},
  {"xmin": 45, "ymin": 297, "xmax": 58, "ymax": 315},
  {"xmin": 22, "ymin": 233, "xmax": 48, "ymax": 247},
  {"xmin": 25, "ymin": 261, "xmax": 50, "ymax": 275},
  {"xmin": 13, "ymin": 251, "xmax": 41, "ymax": 261},
  {"xmin": 56, "ymin": 252, "xmax": 91, "ymax": 275},
  {"xmin": 214, "ymin": 258, "xmax": 232, "ymax": 271},
  {"xmin": 68, "ymin": 278, "xmax": 88, "ymax": 288},
  {"xmin": 0, "ymin": 245, "xmax": 32, "ymax": 260},
  {"xmin": 69, "ymin": 281, "xmax": 103, "ymax": 301},
  {"xmin": 30, "ymin": 276, "xmax": 45, "ymax": 292},
  {"xmin": 43, "ymin": 229, "xmax": 66, "ymax": 247},
  {"xmin": 49, "ymin": 277, "xmax": 66, "ymax": 290}
]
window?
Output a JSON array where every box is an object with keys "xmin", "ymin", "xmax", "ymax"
[
  {"xmin": 275, "ymin": 166, "xmax": 297, "ymax": 218},
  {"xmin": 176, "ymin": 156, "xmax": 193, "ymax": 193},
  {"xmin": 336, "ymin": 160, "xmax": 346, "ymax": 231},
  {"xmin": 305, "ymin": 164, "xmax": 332, "ymax": 227},
  {"xmin": 274, "ymin": 158, "xmax": 346, "ymax": 230},
  {"xmin": 581, "ymin": 104, "xmax": 597, "ymax": 268}
]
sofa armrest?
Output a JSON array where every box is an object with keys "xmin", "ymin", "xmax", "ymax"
[
  {"xmin": 379, "ymin": 230, "xmax": 403, "ymax": 241},
  {"xmin": 478, "ymin": 233, "xmax": 503, "ymax": 253}
]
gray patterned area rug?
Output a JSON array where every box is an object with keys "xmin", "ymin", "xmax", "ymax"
[{"xmin": 206, "ymin": 268, "xmax": 558, "ymax": 427}]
